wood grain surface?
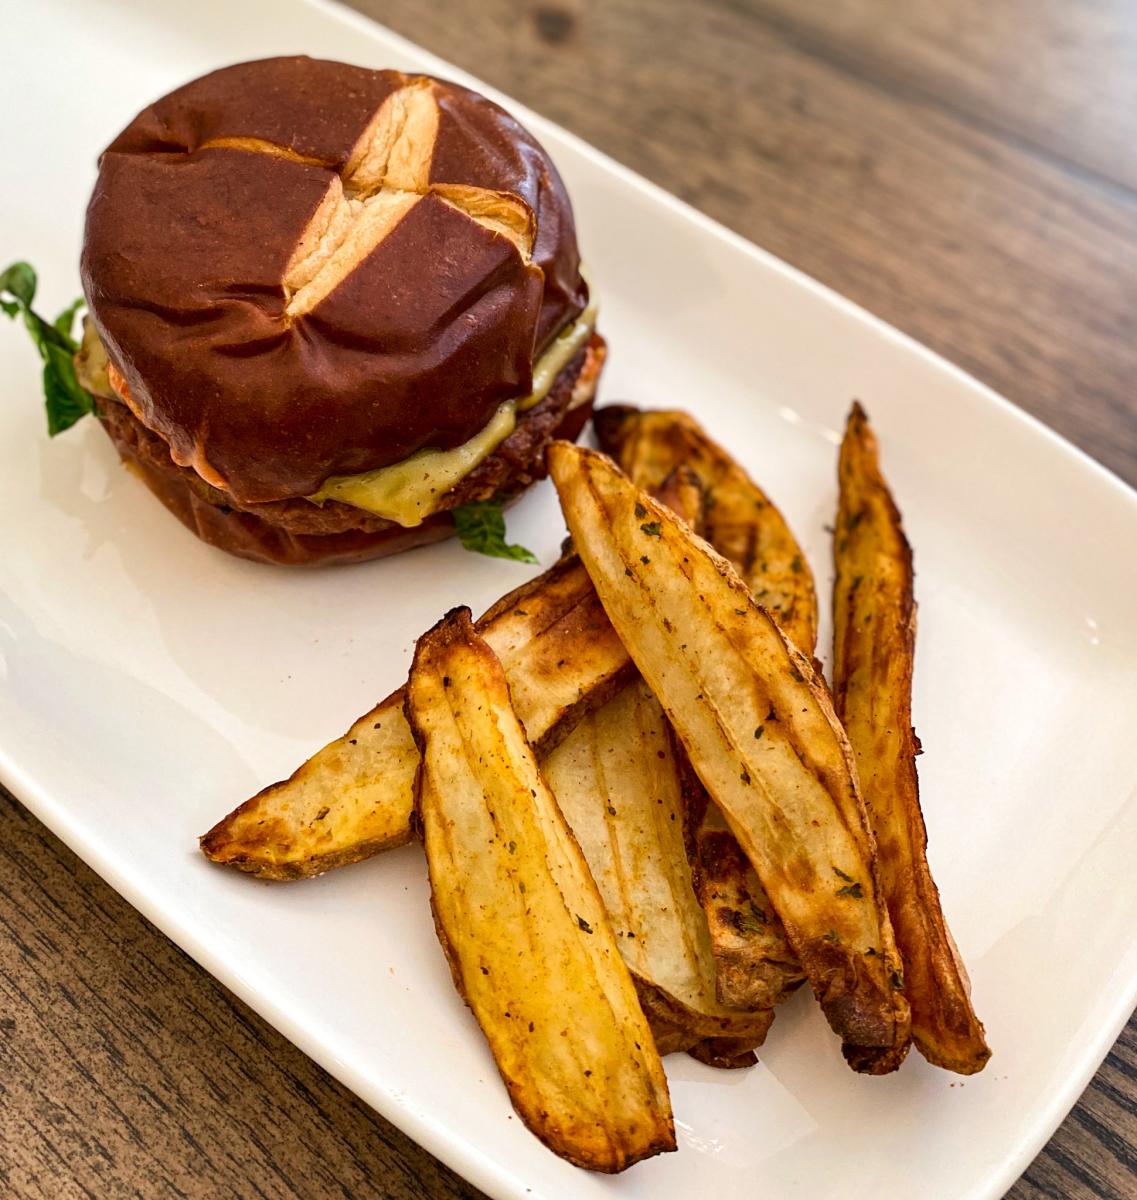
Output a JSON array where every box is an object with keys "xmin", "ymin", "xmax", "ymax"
[{"xmin": 3, "ymin": 1, "xmax": 1136, "ymax": 1197}]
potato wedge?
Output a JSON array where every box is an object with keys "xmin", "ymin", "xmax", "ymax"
[
  {"xmin": 200, "ymin": 556, "xmax": 633, "ymax": 878},
  {"xmin": 598, "ymin": 406, "xmax": 810, "ymax": 1011},
  {"xmin": 679, "ymin": 761, "xmax": 806, "ymax": 1010},
  {"xmin": 542, "ymin": 677, "xmax": 771, "ymax": 1051},
  {"xmin": 545, "ymin": 462, "xmax": 769, "ymax": 1062},
  {"xmin": 686, "ymin": 1035, "xmax": 763, "ymax": 1070},
  {"xmin": 833, "ymin": 403, "xmax": 990, "ymax": 1075},
  {"xmin": 549, "ymin": 441, "xmax": 910, "ymax": 1062},
  {"xmin": 475, "ymin": 555, "xmax": 635, "ymax": 749},
  {"xmin": 406, "ymin": 608, "xmax": 675, "ymax": 1172},
  {"xmin": 198, "ymin": 690, "xmax": 420, "ymax": 878},
  {"xmin": 653, "ymin": 463, "xmax": 706, "ymax": 535},
  {"xmin": 594, "ymin": 405, "xmax": 817, "ymax": 651}
]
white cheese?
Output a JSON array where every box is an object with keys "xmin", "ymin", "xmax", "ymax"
[
  {"xmin": 309, "ymin": 292, "xmax": 598, "ymax": 525},
  {"xmin": 311, "ymin": 400, "xmax": 518, "ymax": 527}
]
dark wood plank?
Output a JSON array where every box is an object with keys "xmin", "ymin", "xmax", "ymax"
[
  {"xmin": 1013, "ymin": 1022, "xmax": 1137, "ymax": 1199},
  {"xmin": 0, "ymin": 789, "xmax": 484, "ymax": 1200},
  {"xmin": 4, "ymin": 1, "xmax": 1136, "ymax": 1197},
  {"xmin": 745, "ymin": 0, "xmax": 1137, "ymax": 194}
]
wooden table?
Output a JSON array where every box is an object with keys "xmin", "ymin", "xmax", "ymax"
[{"xmin": 3, "ymin": 2, "xmax": 1135, "ymax": 1196}]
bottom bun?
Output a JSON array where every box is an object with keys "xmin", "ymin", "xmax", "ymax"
[{"xmin": 98, "ymin": 334, "xmax": 605, "ymax": 567}]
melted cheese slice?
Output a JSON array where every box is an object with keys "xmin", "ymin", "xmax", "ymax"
[
  {"xmin": 313, "ymin": 401, "xmax": 517, "ymax": 526},
  {"xmin": 310, "ymin": 292, "xmax": 598, "ymax": 525}
]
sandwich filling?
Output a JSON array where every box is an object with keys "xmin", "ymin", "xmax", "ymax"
[
  {"xmin": 77, "ymin": 288, "xmax": 597, "ymax": 528},
  {"xmin": 309, "ymin": 289, "xmax": 597, "ymax": 525}
]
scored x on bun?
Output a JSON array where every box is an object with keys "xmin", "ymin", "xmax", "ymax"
[{"xmin": 79, "ymin": 57, "xmax": 604, "ymax": 565}]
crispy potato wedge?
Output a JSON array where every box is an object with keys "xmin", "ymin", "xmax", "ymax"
[
  {"xmin": 833, "ymin": 404, "xmax": 990, "ymax": 1075},
  {"xmin": 406, "ymin": 608, "xmax": 675, "ymax": 1173},
  {"xmin": 679, "ymin": 760, "xmax": 806, "ymax": 1010},
  {"xmin": 544, "ymin": 465, "xmax": 770, "ymax": 1063},
  {"xmin": 653, "ymin": 463, "xmax": 707, "ymax": 535},
  {"xmin": 594, "ymin": 405, "xmax": 817, "ymax": 650},
  {"xmin": 475, "ymin": 556, "xmax": 635, "ymax": 749},
  {"xmin": 686, "ymin": 1036, "xmax": 762, "ymax": 1070},
  {"xmin": 198, "ymin": 690, "xmax": 420, "ymax": 878},
  {"xmin": 542, "ymin": 677, "xmax": 771, "ymax": 1051},
  {"xmin": 200, "ymin": 556, "xmax": 633, "ymax": 878},
  {"xmin": 599, "ymin": 406, "xmax": 810, "ymax": 1011},
  {"xmin": 549, "ymin": 441, "xmax": 910, "ymax": 1062}
]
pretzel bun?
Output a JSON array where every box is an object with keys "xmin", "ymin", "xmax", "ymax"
[{"xmin": 79, "ymin": 56, "xmax": 600, "ymax": 564}]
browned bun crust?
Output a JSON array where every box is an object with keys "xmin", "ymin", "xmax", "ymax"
[
  {"xmin": 97, "ymin": 335, "xmax": 604, "ymax": 567},
  {"xmin": 81, "ymin": 57, "xmax": 587, "ymax": 504}
]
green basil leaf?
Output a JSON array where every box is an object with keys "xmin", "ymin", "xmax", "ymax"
[
  {"xmin": 0, "ymin": 261, "xmax": 36, "ymax": 308},
  {"xmin": 2, "ymin": 261, "xmax": 95, "ymax": 436},
  {"xmin": 42, "ymin": 340, "xmax": 96, "ymax": 436},
  {"xmin": 451, "ymin": 499, "xmax": 538, "ymax": 564}
]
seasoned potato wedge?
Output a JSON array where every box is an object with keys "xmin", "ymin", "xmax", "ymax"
[
  {"xmin": 686, "ymin": 1035, "xmax": 764, "ymax": 1070},
  {"xmin": 548, "ymin": 442, "xmax": 910, "ymax": 1063},
  {"xmin": 679, "ymin": 763, "xmax": 806, "ymax": 1010},
  {"xmin": 200, "ymin": 556, "xmax": 633, "ymax": 878},
  {"xmin": 594, "ymin": 410, "xmax": 805, "ymax": 1012},
  {"xmin": 198, "ymin": 689, "xmax": 419, "ymax": 878},
  {"xmin": 833, "ymin": 404, "xmax": 990, "ymax": 1075},
  {"xmin": 653, "ymin": 463, "xmax": 706, "ymax": 535},
  {"xmin": 594, "ymin": 405, "xmax": 817, "ymax": 650},
  {"xmin": 598, "ymin": 406, "xmax": 810, "ymax": 1012},
  {"xmin": 542, "ymin": 678, "xmax": 771, "ymax": 1050},
  {"xmin": 406, "ymin": 608, "xmax": 675, "ymax": 1172}
]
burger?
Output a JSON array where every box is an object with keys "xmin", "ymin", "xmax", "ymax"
[{"xmin": 71, "ymin": 56, "xmax": 604, "ymax": 566}]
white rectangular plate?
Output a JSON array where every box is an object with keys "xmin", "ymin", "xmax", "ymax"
[{"xmin": 4, "ymin": 2, "xmax": 1137, "ymax": 1197}]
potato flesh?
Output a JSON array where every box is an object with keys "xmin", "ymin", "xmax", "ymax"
[
  {"xmin": 549, "ymin": 442, "xmax": 909, "ymax": 1056},
  {"xmin": 199, "ymin": 557, "xmax": 632, "ymax": 878},
  {"xmin": 597, "ymin": 405, "xmax": 807, "ymax": 1010},
  {"xmin": 407, "ymin": 609, "xmax": 674, "ymax": 1173},
  {"xmin": 833, "ymin": 404, "xmax": 989, "ymax": 1074},
  {"xmin": 543, "ymin": 678, "xmax": 770, "ymax": 1043}
]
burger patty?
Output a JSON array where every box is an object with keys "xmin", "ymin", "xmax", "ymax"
[{"xmin": 96, "ymin": 333, "xmax": 605, "ymax": 541}]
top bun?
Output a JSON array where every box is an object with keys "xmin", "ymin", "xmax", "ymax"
[{"xmin": 81, "ymin": 57, "xmax": 588, "ymax": 504}]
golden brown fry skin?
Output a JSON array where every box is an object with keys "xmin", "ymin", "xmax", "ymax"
[
  {"xmin": 678, "ymin": 756, "xmax": 806, "ymax": 1010},
  {"xmin": 549, "ymin": 442, "xmax": 910, "ymax": 1062},
  {"xmin": 406, "ymin": 608, "xmax": 675, "ymax": 1172},
  {"xmin": 833, "ymin": 403, "xmax": 990, "ymax": 1075},
  {"xmin": 542, "ymin": 679, "xmax": 771, "ymax": 1055},
  {"xmin": 200, "ymin": 555, "xmax": 633, "ymax": 878},
  {"xmin": 594, "ymin": 405, "xmax": 817, "ymax": 650},
  {"xmin": 598, "ymin": 405, "xmax": 809, "ymax": 1013},
  {"xmin": 686, "ymin": 1036, "xmax": 762, "ymax": 1070},
  {"xmin": 198, "ymin": 689, "xmax": 417, "ymax": 877},
  {"xmin": 654, "ymin": 463, "xmax": 706, "ymax": 533},
  {"xmin": 633, "ymin": 976, "xmax": 771, "ymax": 1065}
]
